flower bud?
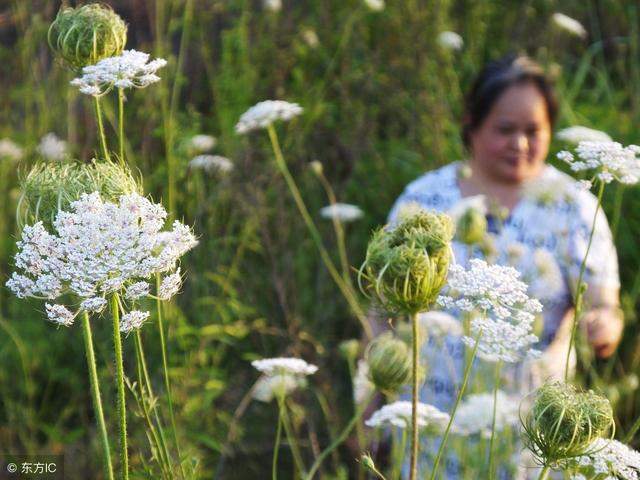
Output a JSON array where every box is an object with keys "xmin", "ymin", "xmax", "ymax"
[
  {"xmin": 456, "ymin": 208, "xmax": 487, "ymax": 245},
  {"xmin": 365, "ymin": 333, "xmax": 411, "ymax": 394},
  {"xmin": 309, "ymin": 160, "xmax": 323, "ymax": 176},
  {"xmin": 338, "ymin": 339, "xmax": 360, "ymax": 362},
  {"xmin": 359, "ymin": 210, "xmax": 454, "ymax": 314},
  {"xmin": 359, "ymin": 453, "xmax": 385, "ymax": 479},
  {"xmin": 48, "ymin": 4, "xmax": 128, "ymax": 69},
  {"xmin": 522, "ymin": 382, "xmax": 614, "ymax": 467}
]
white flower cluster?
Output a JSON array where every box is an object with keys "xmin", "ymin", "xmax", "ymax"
[
  {"xmin": 364, "ymin": 0, "xmax": 385, "ymax": 11},
  {"xmin": 253, "ymin": 374, "xmax": 306, "ymax": 402},
  {"xmin": 251, "ymin": 357, "xmax": 318, "ymax": 376},
  {"xmin": 558, "ymin": 141, "xmax": 640, "ymax": 185},
  {"xmin": 188, "ymin": 134, "xmax": 217, "ymax": 153},
  {"xmin": 452, "ymin": 391, "xmax": 520, "ymax": 438},
  {"xmin": 571, "ymin": 438, "xmax": 640, "ymax": 480},
  {"xmin": 235, "ymin": 100, "xmax": 303, "ymax": 134},
  {"xmin": 365, "ymin": 401, "xmax": 450, "ymax": 430},
  {"xmin": 6, "ymin": 192, "xmax": 197, "ymax": 328},
  {"xmin": 417, "ymin": 310, "xmax": 463, "ymax": 339},
  {"xmin": 319, "ymin": 203, "xmax": 364, "ymax": 222},
  {"xmin": 188, "ymin": 155, "xmax": 234, "ymax": 174},
  {"xmin": 438, "ymin": 259, "xmax": 542, "ymax": 362},
  {"xmin": 37, "ymin": 133, "xmax": 67, "ymax": 161},
  {"xmin": 263, "ymin": 0, "xmax": 282, "ymax": 12},
  {"xmin": 0, "ymin": 138, "xmax": 24, "ymax": 161},
  {"xmin": 353, "ymin": 359, "xmax": 375, "ymax": 405},
  {"xmin": 551, "ymin": 13, "xmax": 587, "ymax": 38},
  {"xmin": 71, "ymin": 50, "xmax": 167, "ymax": 96},
  {"xmin": 437, "ymin": 31, "xmax": 464, "ymax": 51},
  {"xmin": 557, "ymin": 126, "xmax": 612, "ymax": 145}
]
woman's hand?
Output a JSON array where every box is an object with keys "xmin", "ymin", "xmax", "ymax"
[{"xmin": 581, "ymin": 306, "xmax": 624, "ymax": 358}]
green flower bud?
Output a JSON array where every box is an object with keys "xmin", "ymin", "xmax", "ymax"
[
  {"xmin": 359, "ymin": 210, "xmax": 454, "ymax": 314},
  {"xmin": 365, "ymin": 333, "xmax": 411, "ymax": 394},
  {"xmin": 48, "ymin": 3, "xmax": 128, "ymax": 69},
  {"xmin": 522, "ymin": 382, "xmax": 614, "ymax": 467},
  {"xmin": 309, "ymin": 160, "xmax": 323, "ymax": 176},
  {"xmin": 18, "ymin": 160, "xmax": 142, "ymax": 229},
  {"xmin": 456, "ymin": 208, "xmax": 487, "ymax": 245},
  {"xmin": 359, "ymin": 453, "xmax": 386, "ymax": 480},
  {"xmin": 338, "ymin": 339, "xmax": 360, "ymax": 362}
]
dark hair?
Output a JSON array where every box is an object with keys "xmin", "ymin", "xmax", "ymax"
[{"xmin": 462, "ymin": 54, "xmax": 558, "ymax": 148}]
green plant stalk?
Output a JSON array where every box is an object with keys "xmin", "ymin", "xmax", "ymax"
[
  {"xmin": 429, "ymin": 328, "xmax": 483, "ymax": 480},
  {"xmin": 94, "ymin": 96, "xmax": 111, "ymax": 162},
  {"xmin": 110, "ymin": 294, "xmax": 129, "ymax": 480},
  {"xmin": 118, "ymin": 88, "xmax": 125, "ymax": 165},
  {"xmin": 564, "ymin": 180, "xmax": 605, "ymax": 380},
  {"xmin": 266, "ymin": 125, "xmax": 372, "ymax": 339},
  {"xmin": 277, "ymin": 395, "xmax": 307, "ymax": 477},
  {"xmin": 536, "ymin": 465, "xmax": 550, "ymax": 480},
  {"xmin": 155, "ymin": 274, "xmax": 187, "ymax": 479},
  {"xmin": 81, "ymin": 311, "xmax": 115, "ymax": 480},
  {"xmin": 487, "ymin": 360, "xmax": 502, "ymax": 479},
  {"xmin": 305, "ymin": 392, "xmax": 374, "ymax": 479},
  {"xmin": 409, "ymin": 311, "xmax": 419, "ymax": 480},
  {"xmin": 272, "ymin": 410, "xmax": 283, "ymax": 480},
  {"xmin": 391, "ymin": 428, "xmax": 408, "ymax": 480},
  {"xmin": 134, "ymin": 331, "xmax": 173, "ymax": 477}
]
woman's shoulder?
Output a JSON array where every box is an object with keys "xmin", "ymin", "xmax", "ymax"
[
  {"xmin": 537, "ymin": 165, "xmax": 601, "ymax": 216},
  {"xmin": 402, "ymin": 162, "xmax": 460, "ymax": 195}
]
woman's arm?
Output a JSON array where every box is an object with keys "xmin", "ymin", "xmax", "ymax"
[{"xmin": 581, "ymin": 285, "xmax": 624, "ymax": 358}]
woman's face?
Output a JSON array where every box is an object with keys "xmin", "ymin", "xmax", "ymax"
[{"xmin": 468, "ymin": 82, "xmax": 552, "ymax": 184}]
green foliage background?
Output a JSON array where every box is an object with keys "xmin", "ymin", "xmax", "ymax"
[{"xmin": 0, "ymin": 0, "xmax": 639, "ymax": 477}]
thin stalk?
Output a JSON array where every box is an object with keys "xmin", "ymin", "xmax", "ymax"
[
  {"xmin": 391, "ymin": 428, "xmax": 408, "ymax": 480},
  {"xmin": 94, "ymin": 96, "xmax": 111, "ymax": 162},
  {"xmin": 487, "ymin": 360, "xmax": 502, "ymax": 479},
  {"xmin": 266, "ymin": 125, "xmax": 372, "ymax": 339},
  {"xmin": 118, "ymin": 88, "xmax": 125, "ymax": 165},
  {"xmin": 409, "ymin": 312, "xmax": 419, "ymax": 480},
  {"xmin": 272, "ymin": 410, "xmax": 283, "ymax": 480},
  {"xmin": 429, "ymin": 328, "xmax": 483, "ymax": 480},
  {"xmin": 110, "ymin": 294, "xmax": 129, "ymax": 480},
  {"xmin": 155, "ymin": 274, "xmax": 187, "ymax": 479},
  {"xmin": 537, "ymin": 465, "xmax": 550, "ymax": 480},
  {"xmin": 277, "ymin": 396, "xmax": 307, "ymax": 477},
  {"xmin": 305, "ymin": 392, "xmax": 374, "ymax": 479},
  {"xmin": 81, "ymin": 312, "xmax": 115, "ymax": 480},
  {"xmin": 564, "ymin": 180, "xmax": 605, "ymax": 380},
  {"xmin": 610, "ymin": 184, "xmax": 625, "ymax": 239}
]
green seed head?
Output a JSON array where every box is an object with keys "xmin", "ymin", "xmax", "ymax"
[
  {"xmin": 456, "ymin": 208, "xmax": 487, "ymax": 245},
  {"xmin": 359, "ymin": 210, "xmax": 454, "ymax": 314},
  {"xmin": 522, "ymin": 382, "xmax": 614, "ymax": 467},
  {"xmin": 365, "ymin": 332, "xmax": 411, "ymax": 394},
  {"xmin": 18, "ymin": 160, "xmax": 142, "ymax": 229},
  {"xmin": 48, "ymin": 3, "xmax": 127, "ymax": 69},
  {"xmin": 338, "ymin": 339, "xmax": 360, "ymax": 362}
]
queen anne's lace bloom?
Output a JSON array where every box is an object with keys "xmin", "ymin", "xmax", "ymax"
[
  {"xmin": 353, "ymin": 359, "xmax": 375, "ymax": 405},
  {"xmin": 365, "ymin": 401, "xmax": 449, "ymax": 430},
  {"xmin": 120, "ymin": 310, "xmax": 150, "ymax": 333},
  {"xmin": 438, "ymin": 259, "xmax": 542, "ymax": 362},
  {"xmin": 70, "ymin": 50, "xmax": 167, "ymax": 96},
  {"xmin": 0, "ymin": 138, "xmax": 24, "ymax": 161},
  {"xmin": 125, "ymin": 281, "xmax": 151, "ymax": 300},
  {"xmin": 46, "ymin": 303, "xmax": 75, "ymax": 326},
  {"xmin": 188, "ymin": 155, "xmax": 234, "ymax": 174},
  {"xmin": 6, "ymin": 192, "xmax": 197, "ymax": 330},
  {"xmin": 80, "ymin": 297, "xmax": 108, "ymax": 313},
  {"xmin": 570, "ymin": 438, "xmax": 640, "ymax": 480},
  {"xmin": 251, "ymin": 357, "xmax": 318, "ymax": 376},
  {"xmin": 552, "ymin": 13, "xmax": 587, "ymax": 38},
  {"xmin": 417, "ymin": 310, "xmax": 463, "ymax": 338},
  {"xmin": 320, "ymin": 203, "xmax": 364, "ymax": 222},
  {"xmin": 235, "ymin": 100, "xmax": 303, "ymax": 134},
  {"xmin": 253, "ymin": 374, "xmax": 306, "ymax": 402},
  {"xmin": 158, "ymin": 268, "xmax": 182, "ymax": 300},
  {"xmin": 437, "ymin": 31, "xmax": 464, "ymax": 50},
  {"xmin": 557, "ymin": 126, "xmax": 612, "ymax": 145},
  {"xmin": 188, "ymin": 134, "xmax": 217, "ymax": 153},
  {"xmin": 364, "ymin": 0, "xmax": 385, "ymax": 11},
  {"xmin": 37, "ymin": 133, "xmax": 67, "ymax": 161},
  {"xmin": 452, "ymin": 391, "xmax": 520, "ymax": 437},
  {"xmin": 558, "ymin": 141, "xmax": 640, "ymax": 185}
]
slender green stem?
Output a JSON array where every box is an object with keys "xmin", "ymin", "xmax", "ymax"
[
  {"xmin": 118, "ymin": 88, "xmax": 125, "ymax": 165},
  {"xmin": 536, "ymin": 465, "xmax": 550, "ymax": 480},
  {"xmin": 110, "ymin": 294, "xmax": 129, "ymax": 480},
  {"xmin": 409, "ymin": 312, "xmax": 419, "ymax": 480},
  {"xmin": 487, "ymin": 360, "xmax": 502, "ymax": 479},
  {"xmin": 272, "ymin": 410, "xmax": 283, "ymax": 480},
  {"xmin": 266, "ymin": 125, "xmax": 372, "ymax": 339},
  {"xmin": 94, "ymin": 96, "xmax": 111, "ymax": 162},
  {"xmin": 564, "ymin": 180, "xmax": 605, "ymax": 380},
  {"xmin": 155, "ymin": 274, "xmax": 187, "ymax": 479},
  {"xmin": 391, "ymin": 428, "xmax": 408, "ymax": 480},
  {"xmin": 305, "ymin": 392, "xmax": 374, "ymax": 479},
  {"xmin": 429, "ymin": 329, "xmax": 483, "ymax": 480},
  {"xmin": 81, "ymin": 312, "xmax": 115, "ymax": 480},
  {"xmin": 277, "ymin": 396, "xmax": 307, "ymax": 477}
]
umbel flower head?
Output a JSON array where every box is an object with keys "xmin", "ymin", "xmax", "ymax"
[
  {"xmin": 71, "ymin": 49, "xmax": 167, "ymax": 96},
  {"xmin": 522, "ymin": 382, "xmax": 614, "ymax": 467},
  {"xmin": 6, "ymin": 192, "xmax": 198, "ymax": 329},
  {"xmin": 359, "ymin": 210, "xmax": 454, "ymax": 315},
  {"xmin": 452, "ymin": 391, "xmax": 520, "ymax": 438},
  {"xmin": 251, "ymin": 357, "xmax": 317, "ymax": 401},
  {"xmin": 365, "ymin": 333, "xmax": 411, "ymax": 394},
  {"xmin": 235, "ymin": 100, "xmax": 303, "ymax": 134},
  {"xmin": 48, "ymin": 3, "xmax": 127, "ymax": 69},
  {"xmin": 17, "ymin": 160, "xmax": 141, "ymax": 229},
  {"xmin": 568, "ymin": 438, "xmax": 640, "ymax": 479},
  {"xmin": 365, "ymin": 400, "xmax": 450, "ymax": 431},
  {"xmin": 558, "ymin": 141, "xmax": 640, "ymax": 185}
]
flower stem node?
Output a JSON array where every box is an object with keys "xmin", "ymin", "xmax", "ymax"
[
  {"xmin": 365, "ymin": 333, "xmax": 411, "ymax": 394},
  {"xmin": 359, "ymin": 210, "xmax": 454, "ymax": 315},
  {"xmin": 48, "ymin": 3, "xmax": 128, "ymax": 69}
]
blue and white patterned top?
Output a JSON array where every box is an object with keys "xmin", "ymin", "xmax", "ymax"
[{"xmin": 388, "ymin": 162, "xmax": 619, "ymax": 479}]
